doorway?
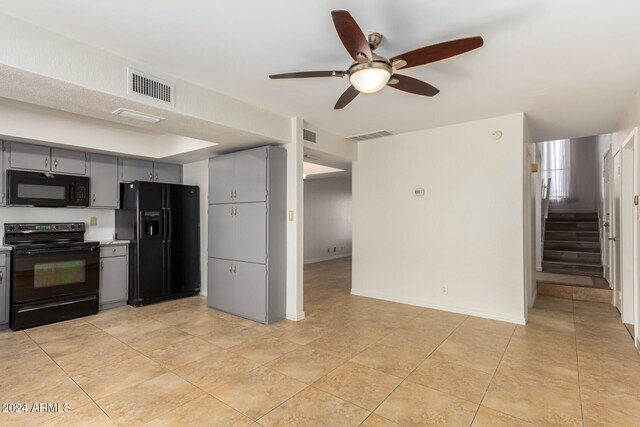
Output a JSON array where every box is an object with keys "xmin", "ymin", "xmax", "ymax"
[{"xmin": 611, "ymin": 128, "xmax": 638, "ymax": 345}]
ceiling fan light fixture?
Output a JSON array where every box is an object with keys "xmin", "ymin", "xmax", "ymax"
[{"xmin": 349, "ymin": 62, "xmax": 392, "ymax": 94}]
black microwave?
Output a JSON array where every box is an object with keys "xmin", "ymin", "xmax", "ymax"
[{"xmin": 7, "ymin": 170, "xmax": 90, "ymax": 207}]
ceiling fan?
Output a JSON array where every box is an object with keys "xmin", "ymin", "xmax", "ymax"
[{"xmin": 269, "ymin": 10, "xmax": 484, "ymax": 110}]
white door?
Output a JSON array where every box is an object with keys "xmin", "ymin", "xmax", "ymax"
[
  {"xmin": 621, "ymin": 146, "xmax": 635, "ymax": 325},
  {"xmin": 612, "ymin": 151, "xmax": 622, "ymax": 308}
]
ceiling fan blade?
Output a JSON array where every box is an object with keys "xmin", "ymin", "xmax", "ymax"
[
  {"xmin": 331, "ymin": 10, "xmax": 372, "ymax": 63},
  {"xmin": 390, "ymin": 36, "xmax": 484, "ymax": 70},
  {"xmin": 334, "ymin": 85, "xmax": 360, "ymax": 110},
  {"xmin": 269, "ymin": 71, "xmax": 346, "ymax": 79},
  {"xmin": 387, "ymin": 74, "xmax": 440, "ymax": 97}
]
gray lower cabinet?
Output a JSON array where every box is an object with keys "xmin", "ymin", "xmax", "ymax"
[
  {"xmin": 89, "ymin": 154, "xmax": 119, "ymax": 208},
  {"xmin": 208, "ymin": 259, "xmax": 266, "ymax": 323},
  {"xmin": 119, "ymin": 158, "xmax": 154, "ymax": 182},
  {"xmin": 207, "ymin": 145, "xmax": 286, "ymax": 324},
  {"xmin": 0, "ymin": 142, "xmax": 4, "ymax": 205},
  {"xmin": 153, "ymin": 162, "xmax": 181, "ymax": 184},
  {"xmin": 0, "ymin": 251, "xmax": 10, "ymax": 327},
  {"xmin": 99, "ymin": 245, "xmax": 128, "ymax": 309}
]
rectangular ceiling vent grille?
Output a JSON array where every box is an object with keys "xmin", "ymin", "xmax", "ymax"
[
  {"xmin": 347, "ymin": 130, "xmax": 394, "ymax": 141},
  {"xmin": 303, "ymin": 129, "xmax": 317, "ymax": 143},
  {"xmin": 127, "ymin": 68, "xmax": 175, "ymax": 106}
]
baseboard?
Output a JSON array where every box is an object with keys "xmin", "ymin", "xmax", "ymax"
[
  {"xmin": 350, "ymin": 288, "xmax": 526, "ymax": 325},
  {"xmin": 304, "ymin": 254, "xmax": 352, "ymax": 264},
  {"xmin": 286, "ymin": 311, "xmax": 306, "ymax": 321}
]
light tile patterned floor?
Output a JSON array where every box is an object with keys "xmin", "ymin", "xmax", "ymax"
[{"xmin": 1, "ymin": 257, "xmax": 639, "ymax": 426}]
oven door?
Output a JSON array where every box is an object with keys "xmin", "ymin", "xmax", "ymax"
[{"xmin": 12, "ymin": 245, "xmax": 100, "ymax": 303}]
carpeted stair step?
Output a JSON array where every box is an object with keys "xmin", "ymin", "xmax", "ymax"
[
  {"xmin": 547, "ymin": 212, "xmax": 598, "ymax": 222},
  {"xmin": 545, "ymin": 221, "xmax": 598, "ymax": 231},
  {"xmin": 545, "ymin": 230, "xmax": 600, "ymax": 242},
  {"xmin": 544, "ymin": 240, "xmax": 601, "ymax": 253},
  {"xmin": 543, "ymin": 250, "xmax": 601, "ymax": 264},
  {"xmin": 542, "ymin": 260, "xmax": 603, "ymax": 276}
]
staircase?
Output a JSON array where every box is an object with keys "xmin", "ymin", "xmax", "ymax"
[{"xmin": 542, "ymin": 212, "xmax": 603, "ymax": 276}]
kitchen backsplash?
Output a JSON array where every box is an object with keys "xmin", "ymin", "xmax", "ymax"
[{"xmin": 0, "ymin": 207, "xmax": 115, "ymax": 241}]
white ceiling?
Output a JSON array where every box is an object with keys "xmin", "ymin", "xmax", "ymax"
[{"xmin": 1, "ymin": 0, "xmax": 640, "ymax": 142}]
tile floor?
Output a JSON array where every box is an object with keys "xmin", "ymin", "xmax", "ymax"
[{"xmin": 1, "ymin": 257, "xmax": 639, "ymax": 426}]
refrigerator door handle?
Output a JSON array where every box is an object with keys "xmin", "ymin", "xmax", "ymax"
[{"xmin": 167, "ymin": 207, "xmax": 173, "ymax": 243}]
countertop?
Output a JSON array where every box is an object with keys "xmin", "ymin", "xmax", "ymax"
[
  {"xmin": 99, "ymin": 240, "xmax": 130, "ymax": 246},
  {"xmin": 0, "ymin": 246, "xmax": 12, "ymax": 251}
]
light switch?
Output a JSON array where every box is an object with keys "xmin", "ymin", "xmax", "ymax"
[
  {"xmin": 89, "ymin": 216, "xmax": 98, "ymax": 226},
  {"xmin": 414, "ymin": 188, "xmax": 425, "ymax": 197},
  {"xmin": 288, "ymin": 210, "xmax": 295, "ymax": 221}
]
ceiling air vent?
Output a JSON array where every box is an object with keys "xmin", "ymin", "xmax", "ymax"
[
  {"xmin": 303, "ymin": 129, "xmax": 317, "ymax": 143},
  {"xmin": 348, "ymin": 130, "xmax": 394, "ymax": 142},
  {"xmin": 127, "ymin": 68, "xmax": 175, "ymax": 106}
]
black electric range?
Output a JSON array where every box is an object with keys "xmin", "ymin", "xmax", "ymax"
[{"xmin": 4, "ymin": 222, "xmax": 100, "ymax": 330}]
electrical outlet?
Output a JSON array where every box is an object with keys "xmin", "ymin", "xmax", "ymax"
[
  {"xmin": 89, "ymin": 216, "xmax": 97, "ymax": 226},
  {"xmin": 441, "ymin": 286, "xmax": 448, "ymax": 295}
]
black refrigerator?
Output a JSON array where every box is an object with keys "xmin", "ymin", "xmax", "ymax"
[{"xmin": 115, "ymin": 181, "xmax": 200, "ymax": 306}]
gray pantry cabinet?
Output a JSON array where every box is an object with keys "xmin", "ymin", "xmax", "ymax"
[
  {"xmin": 0, "ymin": 250, "xmax": 11, "ymax": 327},
  {"xmin": 99, "ymin": 244, "xmax": 129, "ymax": 310},
  {"xmin": 207, "ymin": 145, "xmax": 286, "ymax": 324},
  {"xmin": 89, "ymin": 153, "xmax": 119, "ymax": 208},
  {"xmin": 4, "ymin": 141, "xmax": 87, "ymax": 175}
]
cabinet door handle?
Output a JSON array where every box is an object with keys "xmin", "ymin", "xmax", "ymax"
[
  {"xmin": 233, "ymin": 189, "xmax": 237, "ymax": 199},
  {"xmin": 234, "ymin": 207, "xmax": 237, "ymax": 217},
  {"xmin": 112, "ymin": 248, "xmax": 117, "ymax": 253},
  {"xmin": 92, "ymin": 194, "xmax": 97, "ymax": 204},
  {"xmin": 229, "ymin": 264, "xmax": 233, "ymax": 273},
  {"xmin": 45, "ymin": 157, "xmax": 49, "ymax": 168},
  {"xmin": 0, "ymin": 271, "xmax": 3, "ymax": 282},
  {"xmin": 230, "ymin": 189, "xmax": 234, "ymax": 200},
  {"xmin": 54, "ymin": 158, "xmax": 58, "ymax": 169},
  {"xmin": 233, "ymin": 264, "xmax": 236, "ymax": 274},
  {"xmin": 155, "ymin": 173, "xmax": 158, "ymax": 181},
  {"xmin": 101, "ymin": 261, "xmax": 104, "ymax": 272},
  {"xmin": 230, "ymin": 207, "xmax": 234, "ymax": 217},
  {"xmin": 149, "ymin": 171, "xmax": 153, "ymax": 180}
]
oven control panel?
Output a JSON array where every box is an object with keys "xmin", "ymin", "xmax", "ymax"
[{"xmin": 4, "ymin": 223, "xmax": 86, "ymax": 234}]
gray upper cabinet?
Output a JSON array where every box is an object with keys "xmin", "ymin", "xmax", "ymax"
[
  {"xmin": 6, "ymin": 141, "xmax": 51, "ymax": 172},
  {"xmin": 5, "ymin": 142, "xmax": 87, "ymax": 175},
  {"xmin": 209, "ymin": 155, "xmax": 236, "ymax": 203},
  {"xmin": 234, "ymin": 149, "xmax": 267, "ymax": 203},
  {"xmin": 51, "ymin": 148, "xmax": 87, "ymax": 175},
  {"xmin": 153, "ymin": 162, "xmax": 181, "ymax": 184},
  {"xmin": 89, "ymin": 154, "xmax": 119, "ymax": 208},
  {"xmin": 119, "ymin": 158, "xmax": 154, "ymax": 183},
  {"xmin": 208, "ymin": 147, "xmax": 267, "ymax": 204}
]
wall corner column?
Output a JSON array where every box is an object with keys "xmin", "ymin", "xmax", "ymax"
[{"xmin": 285, "ymin": 117, "xmax": 305, "ymax": 320}]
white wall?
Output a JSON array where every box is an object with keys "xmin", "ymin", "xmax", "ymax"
[
  {"xmin": 182, "ymin": 159, "xmax": 208, "ymax": 296},
  {"xmin": 304, "ymin": 176, "xmax": 352, "ymax": 263},
  {"xmin": 352, "ymin": 113, "xmax": 527, "ymax": 324},
  {"xmin": 541, "ymin": 136, "xmax": 601, "ymax": 212},
  {"xmin": 0, "ymin": 207, "xmax": 114, "ymax": 241}
]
